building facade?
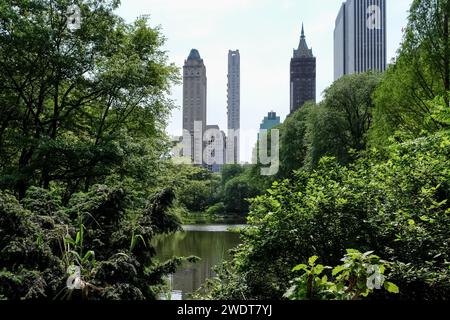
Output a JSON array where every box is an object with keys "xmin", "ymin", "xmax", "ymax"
[
  {"xmin": 183, "ymin": 49, "xmax": 207, "ymax": 164},
  {"xmin": 227, "ymin": 50, "xmax": 240, "ymax": 164},
  {"xmin": 205, "ymin": 125, "xmax": 227, "ymax": 173},
  {"xmin": 290, "ymin": 24, "xmax": 316, "ymax": 114},
  {"xmin": 260, "ymin": 111, "xmax": 281, "ymax": 131},
  {"xmin": 334, "ymin": 0, "xmax": 387, "ymax": 80},
  {"xmin": 252, "ymin": 111, "xmax": 281, "ymax": 164}
]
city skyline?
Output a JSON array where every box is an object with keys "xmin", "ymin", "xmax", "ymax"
[{"xmin": 116, "ymin": 0, "xmax": 412, "ymax": 163}]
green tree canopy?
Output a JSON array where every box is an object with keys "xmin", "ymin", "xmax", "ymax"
[
  {"xmin": 0, "ymin": 0, "xmax": 178, "ymax": 198},
  {"xmin": 370, "ymin": 0, "xmax": 450, "ymax": 146}
]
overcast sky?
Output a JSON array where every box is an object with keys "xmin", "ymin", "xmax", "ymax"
[{"xmin": 116, "ymin": 0, "xmax": 412, "ymax": 163}]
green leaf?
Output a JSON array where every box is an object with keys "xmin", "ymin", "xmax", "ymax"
[
  {"xmin": 384, "ymin": 281, "xmax": 399, "ymax": 294},
  {"xmin": 81, "ymin": 250, "xmax": 95, "ymax": 264},
  {"xmin": 308, "ymin": 256, "xmax": 319, "ymax": 266},
  {"xmin": 314, "ymin": 264, "xmax": 324, "ymax": 275},
  {"xmin": 292, "ymin": 264, "xmax": 307, "ymax": 272},
  {"xmin": 137, "ymin": 235, "xmax": 147, "ymax": 248},
  {"xmin": 362, "ymin": 251, "xmax": 375, "ymax": 258},
  {"xmin": 332, "ymin": 265, "xmax": 346, "ymax": 276}
]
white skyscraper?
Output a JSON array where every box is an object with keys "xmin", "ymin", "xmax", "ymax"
[
  {"xmin": 334, "ymin": 0, "xmax": 387, "ymax": 80},
  {"xmin": 227, "ymin": 50, "xmax": 240, "ymax": 164}
]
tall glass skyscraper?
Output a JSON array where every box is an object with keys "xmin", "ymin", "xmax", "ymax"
[
  {"xmin": 334, "ymin": 0, "xmax": 386, "ymax": 80},
  {"xmin": 227, "ymin": 50, "xmax": 240, "ymax": 164}
]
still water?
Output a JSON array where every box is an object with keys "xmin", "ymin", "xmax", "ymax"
[{"xmin": 154, "ymin": 224, "xmax": 244, "ymax": 300}]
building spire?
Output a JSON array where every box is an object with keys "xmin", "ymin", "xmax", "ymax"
[{"xmin": 293, "ymin": 23, "xmax": 313, "ymax": 58}]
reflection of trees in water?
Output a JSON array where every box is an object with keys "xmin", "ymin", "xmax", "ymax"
[{"xmin": 155, "ymin": 230, "xmax": 241, "ymax": 298}]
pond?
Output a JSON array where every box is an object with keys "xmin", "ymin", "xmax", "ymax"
[{"xmin": 154, "ymin": 224, "xmax": 244, "ymax": 300}]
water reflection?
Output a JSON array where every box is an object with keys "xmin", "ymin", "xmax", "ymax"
[{"xmin": 154, "ymin": 224, "xmax": 243, "ymax": 300}]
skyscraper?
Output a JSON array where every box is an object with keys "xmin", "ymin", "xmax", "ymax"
[
  {"xmin": 183, "ymin": 49, "xmax": 207, "ymax": 164},
  {"xmin": 290, "ymin": 24, "xmax": 316, "ymax": 114},
  {"xmin": 334, "ymin": 0, "xmax": 387, "ymax": 80},
  {"xmin": 259, "ymin": 111, "xmax": 281, "ymax": 131},
  {"xmin": 252, "ymin": 111, "xmax": 281, "ymax": 164},
  {"xmin": 227, "ymin": 50, "xmax": 240, "ymax": 164}
]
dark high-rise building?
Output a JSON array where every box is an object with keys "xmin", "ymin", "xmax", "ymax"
[
  {"xmin": 290, "ymin": 24, "xmax": 316, "ymax": 114},
  {"xmin": 183, "ymin": 49, "xmax": 207, "ymax": 164},
  {"xmin": 334, "ymin": 0, "xmax": 387, "ymax": 80}
]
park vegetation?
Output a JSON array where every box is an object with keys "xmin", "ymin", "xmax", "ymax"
[
  {"xmin": 201, "ymin": 0, "xmax": 450, "ymax": 301},
  {"xmin": 0, "ymin": 0, "xmax": 188, "ymax": 300},
  {"xmin": 1, "ymin": 0, "xmax": 450, "ymax": 300}
]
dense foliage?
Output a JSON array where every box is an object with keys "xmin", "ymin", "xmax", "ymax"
[
  {"xmin": 285, "ymin": 251, "xmax": 399, "ymax": 300},
  {"xmin": 171, "ymin": 164, "xmax": 266, "ymax": 220},
  {"xmin": 0, "ymin": 186, "xmax": 187, "ymax": 299},
  {"xmin": 0, "ymin": 0, "xmax": 185, "ymax": 300},
  {"xmin": 209, "ymin": 131, "xmax": 450, "ymax": 300},
  {"xmin": 276, "ymin": 72, "xmax": 382, "ymax": 177},
  {"xmin": 206, "ymin": 0, "xmax": 450, "ymax": 301},
  {"xmin": 0, "ymin": 0, "xmax": 177, "ymax": 199},
  {"xmin": 369, "ymin": 0, "xmax": 450, "ymax": 145}
]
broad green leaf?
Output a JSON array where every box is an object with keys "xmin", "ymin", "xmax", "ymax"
[
  {"xmin": 384, "ymin": 281, "xmax": 399, "ymax": 294},
  {"xmin": 332, "ymin": 265, "xmax": 346, "ymax": 276},
  {"xmin": 292, "ymin": 264, "xmax": 307, "ymax": 272},
  {"xmin": 314, "ymin": 264, "xmax": 324, "ymax": 275}
]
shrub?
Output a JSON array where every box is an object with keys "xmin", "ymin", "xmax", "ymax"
[{"xmin": 211, "ymin": 131, "xmax": 450, "ymax": 300}]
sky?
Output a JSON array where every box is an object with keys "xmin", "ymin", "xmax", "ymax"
[{"xmin": 116, "ymin": 0, "xmax": 413, "ymax": 163}]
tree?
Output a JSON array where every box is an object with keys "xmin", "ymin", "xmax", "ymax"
[
  {"xmin": 370, "ymin": 0, "xmax": 450, "ymax": 146},
  {"xmin": 159, "ymin": 164, "xmax": 220, "ymax": 214},
  {"xmin": 221, "ymin": 164, "xmax": 245, "ymax": 185},
  {"xmin": 0, "ymin": 0, "xmax": 178, "ymax": 198},
  {"xmin": 278, "ymin": 102, "xmax": 312, "ymax": 178},
  {"xmin": 0, "ymin": 0, "xmax": 186, "ymax": 301},
  {"xmin": 223, "ymin": 176, "xmax": 259, "ymax": 215},
  {"xmin": 408, "ymin": 0, "xmax": 450, "ymax": 107},
  {"xmin": 303, "ymin": 72, "xmax": 381, "ymax": 168}
]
